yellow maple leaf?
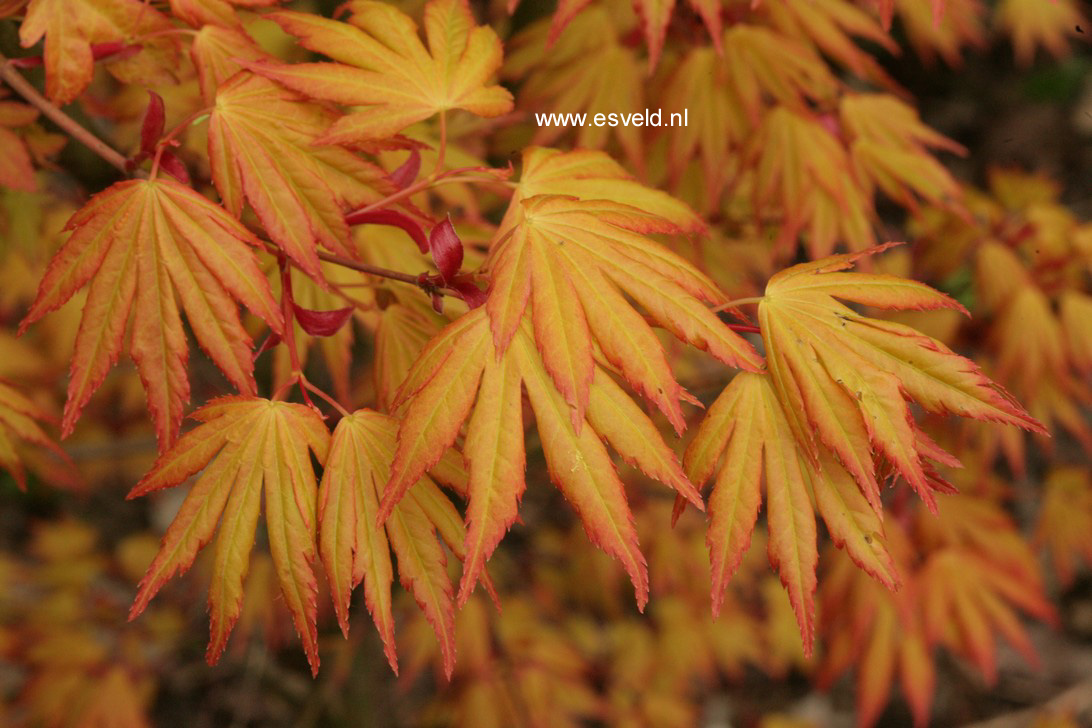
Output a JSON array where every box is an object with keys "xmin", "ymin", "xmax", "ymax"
[
  {"xmin": 685, "ymin": 371, "xmax": 899, "ymax": 654},
  {"xmin": 127, "ymin": 397, "xmax": 330, "ymax": 674},
  {"xmin": 997, "ymin": 0, "xmax": 1086, "ymax": 65},
  {"xmin": 245, "ymin": 0, "xmax": 513, "ymax": 145},
  {"xmin": 758, "ymin": 244, "xmax": 1042, "ymax": 511}
]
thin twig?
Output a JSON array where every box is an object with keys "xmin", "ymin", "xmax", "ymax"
[
  {"xmin": 303, "ymin": 379, "xmax": 351, "ymax": 418},
  {"xmin": 965, "ymin": 676, "xmax": 1092, "ymax": 727},
  {"xmin": 314, "ymin": 250, "xmax": 462, "ymax": 298},
  {"xmin": 0, "ymin": 53, "xmax": 133, "ymax": 174}
]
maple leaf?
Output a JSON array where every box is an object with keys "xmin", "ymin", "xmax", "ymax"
[
  {"xmin": 190, "ymin": 25, "xmax": 274, "ymax": 104},
  {"xmin": 1061, "ymin": 291, "xmax": 1092, "ymax": 374},
  {"xmin": 992, "ymin": 284, "xmax": 1066, "ymax": 400},
  {"xmin": 840, "ymin": 94, "xmax": 965, "ymax": 212},
  {"xmin": 895, "ymin": 0, "xmax": 987, "ymax": 67},
  {"xmin": 504, "ymin": 7, "xmax": 645, "ymax": 173},
  {"xmin": 1035, "ymin": 467, "xmax": 1092, "ymax": 587},
  {"xmin": 684, "ymin": 371, "xmax": 900, "ymax": 655},
  {"xmin": 243, "ymin": 0, "xmax": 513, "ymax": 146},
  {"xmin": 19, "ymin": 0, "xmax": 178, "ymax": 104},
  {"xmin": 911, "ymin": 492, "xmax": 1056, "ymax": 682},
  {"xmin": 721, "ymin": 24, "xmax": 840, "ymax": 124},
  {"xmin": 660, "ymin": 47, "xmax": 738, "ymax": 211},
  {"xmin": 374, "ymin": 303, "xmax": 441, "ymax": 410},
  {"xmin": 0, "ymin": 100, "xmax": 39, "ymax": 192},
  {"xmin": 766, "ymin": 0, "xmax": 899, "ymax": 83},
  {"xmin": 382, "ymin": 308, "xmax": 706, "ymax": 610},
  {"xmin": 632, "ymin": 0, "xmax": 674, "ymax": 71},
  {"xmin": 818, "ymin": 529, "xmax": 935, "ymax": 728},
  {"xmin": 920, "ymin": 548, "xmax": 1050, "ymax": 682},
  {"xmin": 169, "ymin": 0, "xmax": 280, "ymax": 29},
  {"xmin": 320, "ymin": 409, "xmax": 477, "ymax": 677},
  {"xmin": 748, "ymin": 107, "xmax": 875, "ymax": 257},
  {"xmin": 0, "ymin": 380, "xmax": 68, "ymax": 490},
  {"xmin": 20, "ymin": 177, "xmax": 283, "ymax": 450},
  {"xmin": 127, "ymin": 397, "xmax": 330, "ymax": 675},
  {"xmin": 507, "ymin": 0, "xmax": 721, "ymax": 60},
  {"xmin": 997, "ymin": 0, "xmax": 1085, "ymax": 65},
  {"xmin": 487, "ymin": 147, "xmax": 762, "ymax": 433},
  {"xmin": 208, "ymin": 73, "xmax": 395, "ymax": 280},
  {"xmin": 757, "ymin": 244, "xmax": 1043, "ymax": 512}
]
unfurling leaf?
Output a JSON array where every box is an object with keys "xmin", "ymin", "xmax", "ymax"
[
  {"xmin": 346, "ymin": 208, "xmax": 430, "ymax": 253},
  {"xmin": 20, "ymin": 178, "xmax": 283, "ymax": 450},
  {"xmin": 138, "ymin": 91, "xmax": 165, "ymax": 160},
  {"xmin": 428, "ymin": 216, "xmax": 463, "ymax": 283},
  {"xmin": 292, "ymin": 304, "xmax": 354, "ymax": 338},
  {"xmin": 388, "ymin": 149, "xmax": 422, "ymax": 189},
  {"xmin": 127, "ymin": 397, "xmax": 330, "ymax": 675}
]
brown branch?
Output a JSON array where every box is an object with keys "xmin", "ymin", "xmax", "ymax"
[
  {"xmin": 0, "ymin": 53, "xmax": 132, "ymax": 174},
  {"xmin": 965, "ymin": 676, "xmax": 1092, "ymax": 727},
  {"xmin": 314, "ymin": 249, "xmax": 463, "ymax": 298}
]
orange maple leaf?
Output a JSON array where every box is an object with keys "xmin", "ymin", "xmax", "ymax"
[
  {"xmin": 1035, "ymin": 467, "xmax": 1092, "ymax": 586},
  {"xmin": 320, "ymin": 409, "xmax": 477, "ymax": 677},
  {"xmin": 127, "ymin": 397, "xmax": 330, "ymax": 674},
  {"xmin": 757, "ymin": 244, "xmax": 1043, "ymax": 511},
  {"xmin": 487, "ymin": 148, "xmax": 763, "ymax": 433},
  {"xmin": 0, "ymin": 100, "xmax": 39, "ymax": 191},
  {"xmin": 819, "ymin": 529, "xmax": 934, "ymax": 728},
  {"xmin": 382, "ymin": 308, "xmax": 705, "ymax": 611},
  {"xmin": 0, "ymin": 380, "xmax": 69, "ymax": 490},
  {"xmin": 997, "ymin": 0, "xmax": 1086, "ymax": 65},
  {"xmin": 685, "ymin": 371, "xmax": 899, "ymax": 655},
  {"xmin": 207, "ymin": 73, "xmax": 394, "ymax": 280},
  {"xmin": 504, "ymin": 8, "xmax": 646, "ymax": 173},
  {"xmin": 19, "ymin": 0, "xmax": 178, "ymax": 104},
  {"xmin": 20, "ymin": 178, "xmax": 283, "ymax": 450},
  {"xmin": 190, "ymin": 25, "xmax": 273, "ymax": 104}
]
